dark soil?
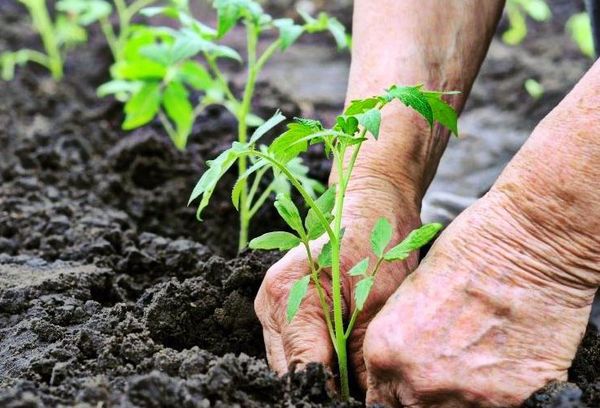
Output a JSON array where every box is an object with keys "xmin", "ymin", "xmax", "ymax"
[{"xmin": 0, "ymin": 1, "xmax": 599, "ymax": 407}]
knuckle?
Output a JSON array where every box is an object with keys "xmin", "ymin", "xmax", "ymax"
[{"xmin": 363, "ymin": 316, "xmax": 403, "ymax": 375}]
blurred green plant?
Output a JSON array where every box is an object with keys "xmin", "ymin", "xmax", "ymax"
[
  {"xmin": 503, "ymin": 0, "xmax": 552, "ymax": 45},
  {"xmin": 567, "ymin": 12, "xmax": 595, "ymax": 58},
  {"xmin": 524, "ymin": 78, "xmax": 544, "ymax": 99},
  {"xmin": 189, "ymin": 84, "xmax": 458, "ymax": 399},
  {"xmin": 100, "ymin": 0, "xmax": 348, "ymax": 250},
  {"xmin": 0, "ymin": 0, "xmax": 110, "ymax": 80},
  {"xmin": 58, "ymin": 0, "xmax": 163, "ymax": 62}
]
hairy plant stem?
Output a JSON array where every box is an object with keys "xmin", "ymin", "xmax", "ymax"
[
  {"xmin": 331, "ymin": 144, "xmax": 349, "ymax": 400},
  {"xmin": 21, "ymin": 0, "xmax": 63, "ymax": 79},
  {"xmin": 237, "ymin": 24, "xmax": 259, "ymax": 252},
  {"xmin": 237, "ymin": 29, "xmax": 283, "ymax": 251}
]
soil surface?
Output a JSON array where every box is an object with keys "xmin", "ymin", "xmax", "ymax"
[{"xmin": 1, "ymin": 0, "xmax": 599, "ymax": 407}]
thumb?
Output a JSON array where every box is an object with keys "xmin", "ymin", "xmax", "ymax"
[{"xmin": 281, "ymin": 287, "xmax": 335, "ymax": 373}]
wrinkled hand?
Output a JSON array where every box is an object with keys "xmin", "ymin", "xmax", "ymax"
[
  {"xmin": 363, "ymin": 188, "xmax": 597, "ymax": 407},
  {"xmin": 254, "ymin": 180, "xmax": 421, "ymax": 389}
]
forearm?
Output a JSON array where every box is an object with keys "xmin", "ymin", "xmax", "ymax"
[
  {"xmin": 338, "ymin": 0, "xmax": 505, "ymax": 203},
  {"xmin": 493, "ymin": 59, "xmax": 600, "ymax": 288}
]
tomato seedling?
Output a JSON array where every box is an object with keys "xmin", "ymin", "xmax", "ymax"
[
  {"xmin": 101, "ymin": 0, "xmax": 348, "ymax": 251},
  {"xmin": 189, "ymin": 84, "xmax": 459, "ymax": 399},
  {"xmin": 0, "ymin": 0, "xmax": 111, "ymax": 80}
]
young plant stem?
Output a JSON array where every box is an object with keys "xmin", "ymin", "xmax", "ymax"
[
  {"xmin": 236, "ymin": 24, "xmax": 259, "ymax": 252},
  {"xmin": 303, "ymin": 242, "xmax": 336, "ymax": 345},
  {"xmin": 236, "ymin": 31, "xmax": 282, "ymax": 251},
  {"xmin": 21, "ymin": 0, "xmax": 63, "ymax": 79},
  {"xmin": 331, "ymin": 144, "xmax": 350, "ymax": 400},
  {"xmin": 344, "ymin": 257, "xmax": 384, "ymax": 339},
  {"xmin": 112, "ymin": 0, "xmax": 156, "ymax": 61}
]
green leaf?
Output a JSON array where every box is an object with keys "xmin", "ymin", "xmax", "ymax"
[
  {"xmin": 566, "ymin": 13, "xmax": 595, "ymax": 58},
  {"xmin": 123, "ymin": 82, "xmax": 161, "ymax": 130},
  {"xmin": 250, "ymin": 110, "xmax": 286, "ymax": 143},
  {"xmin": 178, "ymin": 61, "xmax": 212, "ymax": 90},
  {"xmin": 384, "ymin": 223, "xmax": 443, "ymax": 261},
  {"xmin": 370, "ymin": 217, "xmax": 393, "ymax": 258},
  {"xmin": 286, "ymin": 275, "xmax": 311, "ymax": 322},
  {"xmin": 358, "ymin": 108, "xmax": 381, "ymax": 139},
  {"xmin": 96, "ymin": 80, "xmax": 141, "ymax": 98},
  {"xmin": 503, "ymin": 2, "xmax": 527, "ymax": 45},
  {"xmin": 327, "ymin": 16, "xmax": 348, "ymax": 49},
  {"xmin": 269, "ymin": 121, "xmax": 315, "ymax": 163},
  {"xmin": 231, "ymin": 159, "xmax": 268, "ymax": 210},
  {"xmin": 522, "ymin": 0, "xmax": 551, "ymax": 21},
  {"xmin": 335, "ymin": 116, "xmax": 359, "ymax": 135},
  {"xmin": 213, "ymin": 0, "xmax": 265, "ymax": 38},
  {"xmin": 162, "ymin": 81, "xmax": 194, "ymax": 150},
  {"xmin": 422, "ymin": 92, "xmax": 459, "ymax": 136},
  {"xmin": 286, "ymin": 157, "xmax": 325, "ymax": 199},
  {"xmin": 305, "ymin": 185, "xmax": 335, "ymax": 240},
  {"xmin": 274, "ymin": 194, "xmax": 305, "ymax": 237},
  {"xmin": 318, "ymin": 241, "xmax": 332, "ymax": 268},
  {"xmin": 354, "ymin": 277, "xmax": 374, "ymax": 311},
  {"xmin": 524, "ymin": 78, "xmax": 544, "ymax": 100},
  {"xmin": 249, "ymin": 231, "xmax": 301, "ymax": 251},
  {"xmin": 140, "ymin": 6, "xmax": 180, "ymax": 18},
  {"xmin": 348, "ymin": 258, "xmax": 369, "ymax": 277},
  {"xmin": 274, "ymin": 18, "xmax": 304, "ymax": 51},
  {"xmin": 189, "ymin": 142, "xmax": 249, "ymax": 219},
  {"xmin": 386, "ymin": 85, "xmax": 433, "ymax": 127},
  {"xmin": 344, "ymin": 97, "xmax": 381, "ymax": 116},
  {"xmin": 112, "ymin": 60, "xmax": 167, "ymax": 80},
  {"xmin": 216, "ymin": 3, "xmax": 239, "ymax": 38}
]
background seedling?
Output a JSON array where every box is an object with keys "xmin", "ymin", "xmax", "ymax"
[
  {"xmin": 58, "ymin": 0, "xmax": 162, "ymax": 63},
  {"xmin": 189, "ymin": 84, "xmax": 458, "ymax": 399},
  {"xmin": 0, "ymin": 0, "xmax": 107, "ymax": 80},
  {"xmin": 101, "ymin": 0, "xmax": 348, "ymax": 251}
]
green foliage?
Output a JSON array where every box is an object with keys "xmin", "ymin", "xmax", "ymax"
[
  {"xmin": 248, "ymin": 231, "xmax": 300, "ymax": 250},
  {"xmin": 503, "ymin": 0, "xmax": 551, "ymax": 45},
  {"xmin": 0, "ymin": 0, "xmax": 102, "ymax": 80},
  {"xmin": 98, "ymin": 1, "xmax": 348, "ymax": 251},
  {"xmin": 286, "ymin": 275, "xmax": 311, "ymax": 322},
  {"xmin": 524, "ymin": 78, "xmax": 544, "ymax": 99},
  {"xmin": 348, "ymin": 258, "xmax": 369, "ymax": 277},
  {"xmin": 370, "ymin": 218, "xmax": 393, "ymax": 258},
  {"xmin": 566, "ymin": 13, "xmax": 595, "ymax": 58},
  {"xmin": 190, "ymin": 84, "xmax": 458, "ymax": 399},
  {"xmin": 384, "ymin": 223, "xmax": 443, "ymax": 261}
]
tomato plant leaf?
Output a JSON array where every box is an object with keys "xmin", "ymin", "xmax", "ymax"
[
  {"xmin": 189, "ymin": 142, "xmax": 249, "ymax": 219},
  {"xmin": 249, "ymin": 231, "xmax": 301, "ymax": 251},
  {"xmin": 370, "ymin": 217, "xmax": 393, "ymax": 258},
  {"xmin": 423, "ymin": 92, "xmax": 459, "ymax": 136},
  {"xmin": 386, "ymin": 85, "xmax": 433, "ymax": 127},
  {"xmin": 286, "ymin": 275, "xmax": 311, "ymax": 322},
  {"xmin": 162, "ymin": 80, "xmax": 194, "ymax": 150},
  {"xmin": 123, "ymin": 82, "xmax": 161, "ymax": 130},
  {"xmin": 250, "ymin": 110, "xmax": 286, "ymax": 144},
  {"xmin": 274, "ymin": 194, "xmax": 305, "ymax": 237},
  {"xmin": 357, "ymin": 108, "xmax": 381, "ymax": 139},
  {"xmin": 384, "ymin": 223, "xmax": 443, "ymax": 261},
  {"xmin": 305, "ymin": 185, "xmax": 335, "ymax": 239},
  {"xmin": 178, "ymin": 61, "xmax": 212, "ymax": 90},
  {"xmin": 232, "ymin": 159, "xmax": 268, "ymax": 210},
  {"xmin": 274, "ymin": 18, "xmax": 304, "ymax": 51},
  {"xmin": 348, "ymin": 258, "xmax": 369, "ymax": 277},
  {"xmin": 318, "ymin": 241, "xmax": 332, "ymax": 268},
  {"xmin": 354, "ymin": 277, "xmax": 374, "ymax": 311}
]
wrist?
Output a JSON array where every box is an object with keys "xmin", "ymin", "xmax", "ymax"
[{"xmin": 329, "ymin": 105, "xmax": 449, "ymax": 209}]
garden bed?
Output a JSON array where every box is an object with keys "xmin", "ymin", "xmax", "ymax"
[{"xmin": 0, "ymin": 1, "xmax": 599, "ymax": 407}]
